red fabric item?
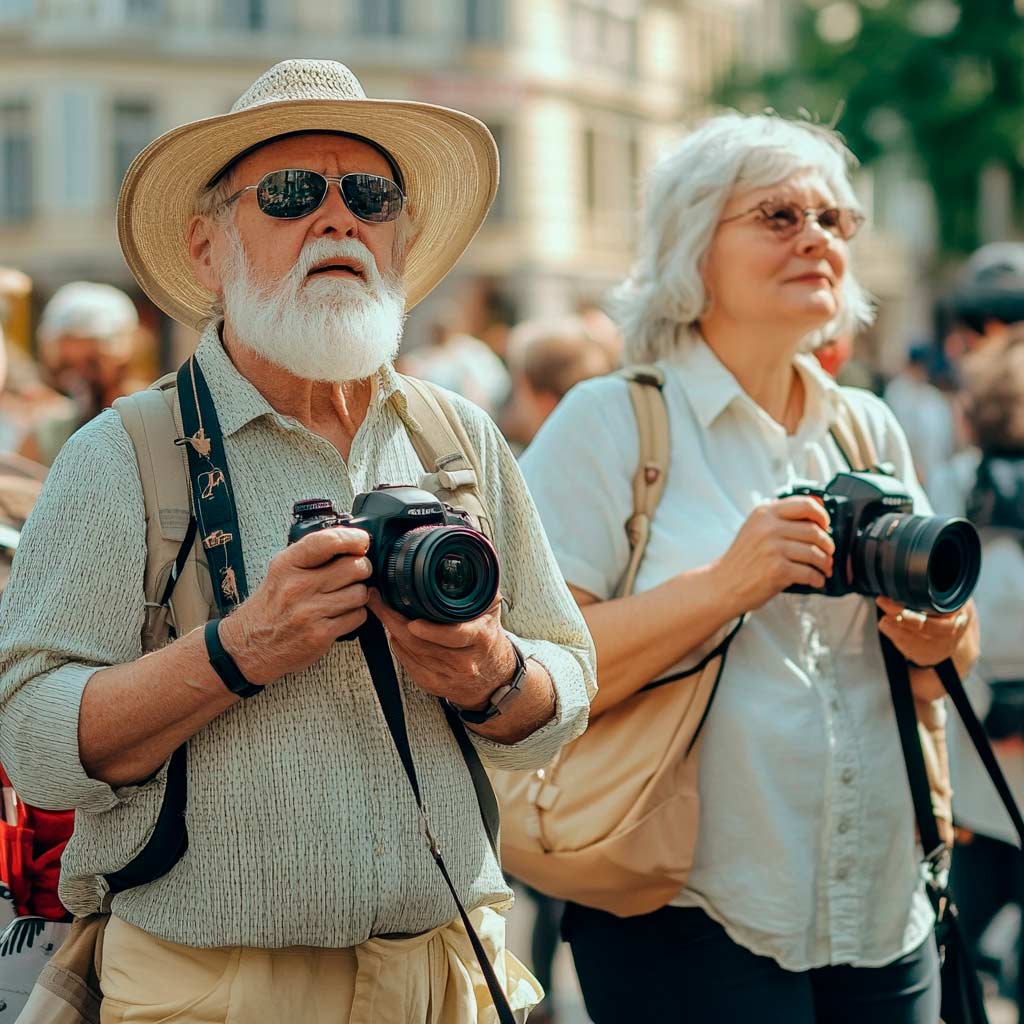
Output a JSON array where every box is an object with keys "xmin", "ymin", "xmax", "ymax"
[{"xmin": 0, "ymin": 765, "xmax": 73, "ymax": 920}]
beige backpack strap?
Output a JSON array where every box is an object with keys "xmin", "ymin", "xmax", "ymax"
[
  {"xmin": 830, "ymin": 395, "xmax": 880, "ymax": 473},
  {"xmin": 615, "ymin": 364, "xmax": 670, "ymax": 598},
  {"xmin": 392, "ymin": 374, "xmax": 493, "ymax": 541},
  {"xmin": 113, "ymin": 376, "xmax": 212, "ymax": 650}
]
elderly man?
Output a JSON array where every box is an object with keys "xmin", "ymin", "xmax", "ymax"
[{"xmin": 0, "ymin": 60, "xmax": 594, "ymax": 1024}]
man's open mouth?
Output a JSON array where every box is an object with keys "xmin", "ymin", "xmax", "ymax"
[{"xmin": 307, "ymin": 260, "xmax": 366, "ymax": 280}]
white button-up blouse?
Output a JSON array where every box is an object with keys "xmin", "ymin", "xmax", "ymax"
[{"xmin": 521, "ymin": 337, "xmax": 939, "ymax": 971}]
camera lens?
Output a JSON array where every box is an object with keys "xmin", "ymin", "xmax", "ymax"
[
  {"xmin": 383, "ymin": 526, "xmax": 499, "ymax": 623},
  {"xmin": 853, "ymin": 513, "xmax": 981, "ymax": 613}
]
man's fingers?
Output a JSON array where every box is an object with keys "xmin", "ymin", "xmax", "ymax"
[
  {"xmin": 286, "ymin": 527, "xmax": 370, "ymax": 569},
  {"xmin": 406, "ymin": 617, "xmax": 480, "ymax": 648},
  {"xmin": 316, "ymin": 556, "xmax": 373, "ymax": 594}
]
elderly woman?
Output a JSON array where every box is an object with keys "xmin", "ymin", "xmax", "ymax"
[{"xmin": 521, "ymin": 113, "xmax": 979, "ymax": 1023}]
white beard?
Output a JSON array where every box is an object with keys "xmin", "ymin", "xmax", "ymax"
[{"xmin": 220, "ymin": 227, "xmax": 406, "ymax": 383}]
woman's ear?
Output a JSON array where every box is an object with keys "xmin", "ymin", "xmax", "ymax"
[{"xmin": 188, "ymin": 215, "xmax": 221, "ymax": 294}]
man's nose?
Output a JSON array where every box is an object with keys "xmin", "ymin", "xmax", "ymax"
[{"xmin": 309, "ymin": 180, "xmax": 359, "ymax": 238}]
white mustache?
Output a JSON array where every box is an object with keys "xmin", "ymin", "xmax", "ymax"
[{"xmin": 291, "ymin": 238, "xmax": 381, "ymax": 289}]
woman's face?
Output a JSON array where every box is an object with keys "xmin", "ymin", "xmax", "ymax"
[{"xmin": 700, "ymin": 170, "xmax": 849, "ymax": 338}]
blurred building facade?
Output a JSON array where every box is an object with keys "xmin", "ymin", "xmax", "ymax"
[{"xmin": 0, "ymin": 0, "xmax": 784, "ymax": 363}]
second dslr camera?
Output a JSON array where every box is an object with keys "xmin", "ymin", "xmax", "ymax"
[
  {"xmin": 288, "ymin": 485, "xmax": 499, "ymax": 624},
  {"xmin": 779, "ymin": 470, "xmax": 981, "ymax": 614}
]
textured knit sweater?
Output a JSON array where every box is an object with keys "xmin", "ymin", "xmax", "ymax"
[{"xmin": 0, "ymin": 327, "xmax": 595, "ymax": 948}]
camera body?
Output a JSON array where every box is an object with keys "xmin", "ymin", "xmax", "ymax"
[
  {"xmin": 288, "ymin": 485, "xmax": 500, "ymax": 624},
  {"xmin": 782, "ymin": 471, "xmax": 913, "ymax": 600},
  {"xmin": 779, "ymin": 470, "xmax": 980, "ymax": 614}
]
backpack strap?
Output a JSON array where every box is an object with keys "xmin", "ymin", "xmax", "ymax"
[
  {"xmin": 392, "ymin": 374, "xmax": 493, "ymax": 541},
  {"xmin": 830, "ymin": 394, "xmax": 880, "ymax": 473},
  {"xmin": 113, "ymin": 375, "xmax": 209, "ymax": 649},
  {"xmin": 614, "ymin": 364, "xmax": 670, "ymax": 599}
]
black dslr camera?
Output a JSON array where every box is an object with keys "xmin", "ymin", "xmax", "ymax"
[
  {"xmin": 287, "ymin": 485, "xmax": 499, "ymax": 624},
  {"xmin": 779, "ymin": 470, "xmax": 981, "ymax": 613}
]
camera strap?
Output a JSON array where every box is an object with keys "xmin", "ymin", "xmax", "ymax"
[
  {"xmin": 356, "ymin": 614, "xmax": 515, "ymax": 1024},
  {"xmin": 173, "ymin": 355, "xmax": 249, "ymax": 613}
]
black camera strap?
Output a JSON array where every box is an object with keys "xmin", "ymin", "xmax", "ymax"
[
  {"xmin": 357, "ymin": 614, "xmax": 514, "ymax": 1024},
  {"xmin": 174, "ymin": 355, "xmax": 249, "ymax": 613},
  {"xmin": 880, "ymin": 619, "xmax": 1024, "ymax": 1022}
]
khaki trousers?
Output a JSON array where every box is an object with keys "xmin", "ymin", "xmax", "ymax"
[{"xmin": 99, "ymin": 910, "xmax": 541, "ymax": 1024}]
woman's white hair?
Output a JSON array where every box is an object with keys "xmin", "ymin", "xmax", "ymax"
[{"xmin": 612, "ymin": 111, "xmax": 875, "ymax": 364}]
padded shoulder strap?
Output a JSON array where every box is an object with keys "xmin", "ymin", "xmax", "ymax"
[
  {"xmin": 615, "ymin": 364, "xmax": 670, "ymax": 598},
  {"xmin": 393, "ymin": 375, "xmax": 493, "ymax": 541},
  {"xmin": 113, "ymin": 377, "xmax": 211, "ymax": 650},
  {"xmin": 831, "ymin": 393, "xmax": 880, "ymax": 473}
]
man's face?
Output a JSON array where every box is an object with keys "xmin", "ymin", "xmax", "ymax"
[
  {"xmin": 194, "ymin": 133, "xmax": 409, "ymax": 383},
  {"xmin": 215, "ymin": 133, "xmax": 400, "ymax": 290}
]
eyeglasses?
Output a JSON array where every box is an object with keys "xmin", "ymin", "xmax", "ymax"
[
  {"xmin": 719, "ymin": 200, "xmax": 865, "ymax": 242},
  {"xmin": 219, "ymin": 169, "xmax": 405, "ymax": 223}
]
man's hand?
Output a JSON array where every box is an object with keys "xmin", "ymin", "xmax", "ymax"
[
  {"xmin": 218, "ymin": 527, "xmax": 373, "ymax": 686},
  {"xmin": 366, "ymin": 590, "xmax": 517, "ymax": 709}
]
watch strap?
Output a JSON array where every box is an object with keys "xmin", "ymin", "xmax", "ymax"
[
  {"xmin": 452, "ymin": 638, "xmax": 528, "ymax": 725},
  {"xmin": 204, "ymin": 619, "xmax": 262, "ymax": 699}
]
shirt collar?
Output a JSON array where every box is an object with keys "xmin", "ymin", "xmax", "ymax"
[
  {"xmin": 666, "ymin": 333, "xmax": 842, "ymax": 432},
  {"xmin": 193, "ymin": 322, "xmax": 406, "ymax": 437}
]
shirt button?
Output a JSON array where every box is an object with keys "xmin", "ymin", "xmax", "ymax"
[
  {"xmin": 836, "ymin": 867, "xmax": 849, "ymax": 881},
  {"xmin": 838, "ymin": 817, "xmax": 850, "ymax": 835},
  {"xmin": 830, "ymin": 698, "xmax": 840, "ymax": 713},
  {"xmin": 841, "ymin": 768, "xmax": 855, "ymax": 784}
]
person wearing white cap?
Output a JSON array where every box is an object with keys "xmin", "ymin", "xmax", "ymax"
[
  {"xmin": 0, "ymin": 60, "xmax": 595, "ymax": 1023},
  {"xmin": 24, "ymin": 281, "xmax": 140, "ymax": 465}
]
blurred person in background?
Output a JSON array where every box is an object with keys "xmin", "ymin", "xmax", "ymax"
[
  {"xmin": 500, "ymin": 313, "xmax": 614, "ymax": 1024},
  {"xmin": 931, "ymin": 312, "xmax": 1024, "ymax": 1020},
  {"xmin": 21, "ymin": 281, "xmax": 141, "ymax": 465},
  {"xmin": 522, "ymin": 112, "xmax": 979, "ymax": 1023},
  {"xmin": 398, "ymin": 305, "xmax": 511, "ymax": 418},
  {"xmin": 883, "ymin": 342, "xmax": 956, "ymax": 489},
  {"xmin": 502, "ymin": 315, "xmax": 616, "ymax": 451}
]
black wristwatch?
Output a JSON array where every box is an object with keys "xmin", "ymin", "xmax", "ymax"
[
  {"xmin": 204, "ymin": 619, "xmax": 262, "ymax": 699},
  {"xmin": 449, "ymin": 637, "xmax": 529, "ymax": 725}
]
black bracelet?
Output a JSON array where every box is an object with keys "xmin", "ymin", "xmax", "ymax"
[{"xmin": 204, "ymin": 619, "xmax": 262, "ymax": 699}]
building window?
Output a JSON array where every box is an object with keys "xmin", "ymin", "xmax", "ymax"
[
  {"xmin": 466, "ymin": 0, "xmax": 503, "ymax": 43},
  {"xmin": 583, "ymin": 127, "xmax": 598, "ymax": 215},
  {"xmin": 125, "ymin": 0, "xmax": 162, "ymax": 22},
  {"xmin": 569, "ymin": 0, "xmax": 638, "ymax": 74},
  {"xmin": 112, "ymin": 100, "xmax": 155, "ymax": 197},
  {"xmin": 359, "ymin": 0, "xmax": 402, "ymax": 36},
  {"xmin": 0, "ymin": 102, "xmax": 32, "ymax": 222},
  {"xmin": 221, "ymin": 0, "xmax": 265, "ymax": 30}
]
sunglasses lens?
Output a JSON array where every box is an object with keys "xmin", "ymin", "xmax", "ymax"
[
  {"xmin": 341, "ymin": 174, "xmax": 404, "ymax": 223},
  {"xmin": 762, "ymin": 203, "xmax": 802, "ymax": 237},
  {"xmin": 257, "ymin": 170, "xmax": 327, "ymax": 219}
]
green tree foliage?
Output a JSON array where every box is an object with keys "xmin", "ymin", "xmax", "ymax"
[{"xmin": 718, "ymin": 0, "xmax": 1024, "ymax": 254}]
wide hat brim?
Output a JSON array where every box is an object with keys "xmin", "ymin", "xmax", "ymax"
[{"xmin": 117, "ymin": 98, "xmax": 499, "ymax": 330}]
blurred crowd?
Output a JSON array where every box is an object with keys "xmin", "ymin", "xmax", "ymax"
[{"xmin": 2, "ymin": 230, "xmax": 1024, "ymax": 1023}]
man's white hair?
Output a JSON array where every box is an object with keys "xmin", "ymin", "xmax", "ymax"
[{"xmin": 612, "ymin": 112, "xmax": 875, "ymax": 364}]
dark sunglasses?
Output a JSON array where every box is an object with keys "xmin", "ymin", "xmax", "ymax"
[
  {"xmin": 720, "ymin": 200, "xmax": 864, "ymax": 242},
  {"xmin": 219, "ymin": 168, "xmax": 405, "ymax": 223}
]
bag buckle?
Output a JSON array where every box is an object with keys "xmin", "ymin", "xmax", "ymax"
[{"xmin": 419, "ymin": 806, "xmax": 442, "ymax": 858}]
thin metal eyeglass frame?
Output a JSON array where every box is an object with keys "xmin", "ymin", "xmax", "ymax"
[
  {"xmin": 719, "ymin": 201, "xmax": 865, "ymax": 241},
  {"xmin": 217, "ymin": 170, "xmax": 406, "ymax": 223}
]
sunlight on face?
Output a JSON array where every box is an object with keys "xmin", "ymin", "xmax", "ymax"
[{"xmin": 700, "ymin": 171, "xmax": 849, "ymax": 338}]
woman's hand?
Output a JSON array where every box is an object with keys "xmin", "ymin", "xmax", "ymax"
[
  {"xmin": 710, "ymin": 497, "xmax": 835, "ymax": 617},
  {"xmin": 875, "ymin": 596, "xmax": 971, "ymax": 668}
]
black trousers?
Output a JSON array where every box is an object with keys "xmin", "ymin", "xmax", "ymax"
[
  {"xmin": 951, "ymin": 831, "xmax": 1024, "ymax": 1020},
  {"xmin": 562, "ymin": 902, "xmax": 940, "ymax": 1024}
]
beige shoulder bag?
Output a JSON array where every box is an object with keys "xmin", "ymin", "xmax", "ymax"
[{"xmin": 492, "ymin": 366, "xmax": 745, "ymax": 916}]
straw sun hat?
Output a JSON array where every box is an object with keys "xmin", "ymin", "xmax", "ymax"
[{"xmin": 117, "ymin": 59, "xmax": 499, "ymax": 330}]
